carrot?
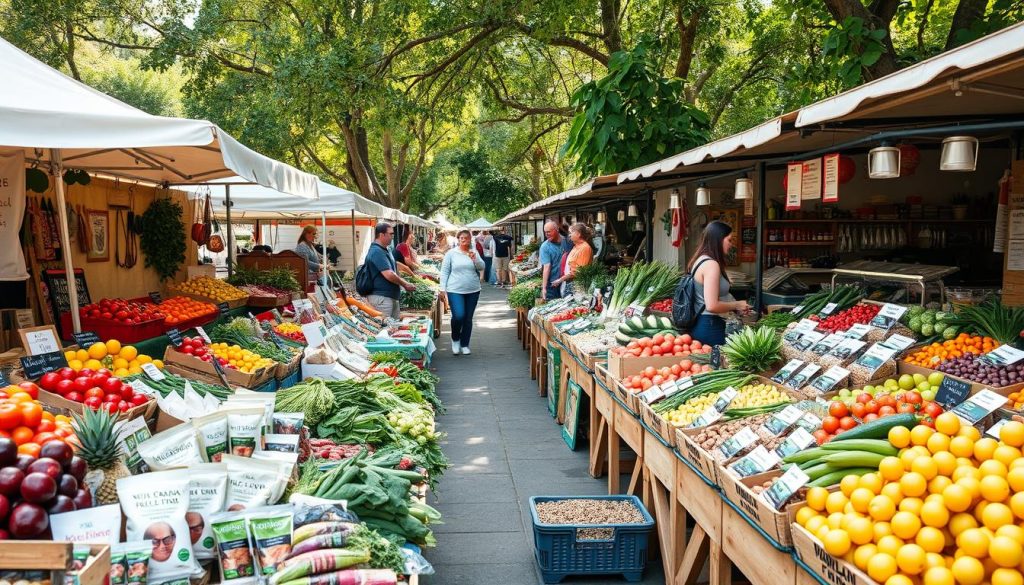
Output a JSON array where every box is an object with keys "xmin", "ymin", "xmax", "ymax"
[
  {"xmin": 269, "ymin": 549, "xmax": 371, "ymax": 585},
  {"xmin": 276, "ymin": 569, "xmax": 397, "ymax": 585},
  {"xmin": 345, "ymin": 297, "xmax": 383, "ymax": 318}
]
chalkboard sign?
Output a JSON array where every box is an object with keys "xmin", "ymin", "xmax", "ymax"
[
  {"xmin": 166, "ymin": 328, "xmax": 183, "ymax": 347},
  {"xmin": 936, "ymin": 376, "xmax": 972, "ymax": 408},
  {"xmin": 20, "ymin": 351, "xmax": 69, "ymax": 380},
  {"xmin": 209, "ymin": 355, "xmax": 232, "ymax": 388},
  {"xmin": 710, "ymin": 346, "xmax": 722, "ymax": 369},
  {"xmin": 71, "ymin": 331, "xmax": 101, "ymax": 348},
  {"xmin": 217, "ymin": 302, "xmax": 230, "ymax": 318},
  {"xmin": 42, "ymin": 269, "xmax": 92, "ymax": 338},
  {"xmin": 148, "ymin": 291, "xmax": 163, "ymax": 304}
]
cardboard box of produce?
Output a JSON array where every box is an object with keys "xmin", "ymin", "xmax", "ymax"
[
  {"xmin": 0, "ymin": 542, "xmax": 110, "ymax": 585},
  {"xmin": 898, "ymin": 361, "xmax": 1024, "ymax": 398},
  {"xmin": 162, "ymin": 346, "xmax": 276, "ymax": 389},
  {"xmin": 718, "ymin": 470, "xmax": 807, "ymax": 547},
  {"xmin": 35, "ymin": 387, "xmax": 156, "ymax": 423},
  {"xmin": 606, "ymin": 353, "xmax": 683, "ymax": 382},
  {"xmin": 792, "ymin": 523, "xmax": 874, "ymax": 585}
]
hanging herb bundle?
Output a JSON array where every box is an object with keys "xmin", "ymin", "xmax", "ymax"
[{"xmin": 140, "ymin": 197, "xmax": 186, "ymax": 281}]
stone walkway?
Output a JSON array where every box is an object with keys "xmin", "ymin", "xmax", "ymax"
[{"xmin": 423, "ymin": 287, "xmax": 666, "ymax": 584}]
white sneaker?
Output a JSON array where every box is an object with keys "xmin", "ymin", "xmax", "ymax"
[
  {"xmin": 451, "ymin": 340, "xmax": 460, "ymax": 354},
  {"xmin": 461, "ymin": 346, "xmax": 471, "ymax": 355}
]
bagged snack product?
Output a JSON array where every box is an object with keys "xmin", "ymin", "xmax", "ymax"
[
  {"xmin": 136, "ymin": 424, "xmax": 204, "ymax": 470},
  {"xmin": 109, "ymin": 544, "xmax": 129, "ymax": 585},
  {"xmin": 225, "ymin": 408, "xmax": 264, "ymax": 457},
  {"xmin": 223, "ymin": 455, "xmax": 290, "ymax": 510},
  {"xmin": 187, "ymin": 463, "xmax": 228, "ymax": 560},
  {"xmin": 124, "ymin": 542, "xmax": 154, "ymax": 585},
  {"xmin": 116, "ymin": 470, "xmax": 202, "ymax": 582},
  {"xmin": 272, "ymin": 412, "xmax": 304, "ymax": 435},
  {"xmin": 210, "ymin": 510, "xmax": 257, "ymax": 585},
  {"xmin": 50, "ymin": 504, "xmax": 122, "ymax": 545},
  {"xmin": 224, "ymin": 393, "xmax": 275, "ymax": 434},
  {"xmin": 263, "ymin": 434, "xmax": 299, "ymax": 453},
  {"xmin": 192, "ymin": 412, "xmax": 229, "ymax": 463},
  {"xmin": 247, "ymin": 504, "xmax": 294, "ymax": 575}
]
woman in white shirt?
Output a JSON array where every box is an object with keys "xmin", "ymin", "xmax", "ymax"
[{"xmin": 440, "ymin": 230, "xmax": 485, "ymax": 355}]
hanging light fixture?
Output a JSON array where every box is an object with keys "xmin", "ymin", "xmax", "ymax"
[
  {"xmin": 734, "ymin": 178, "xmax": 753, "ymax": 200},
  {"xmin": 940, "ymin": 136, "xmax": 979, "ymax": 171},
  {"xmin": 596, "ymin": 210, "xmax": 607, "ymax": 223},
  {"xmin": 633, "ymin": 219, "xmax": 644, "ymax": 232},
  {"xmin": 617, "ymin": 209, "xmax": 625, "ymax": 221},
  {"xmin": 868, "ymin": 142, "xmax": 901, "ymax": 179},
  {"xmin": 696, "ymin": 183, "xmax": 711, "ymax": 206},
  {"xmin": 669, "ymin": 189, "xmax": 681, "ymax": 209},
  {"xmin": 627, "ymin": 203, "xmax": 638, "ymax": 217}
]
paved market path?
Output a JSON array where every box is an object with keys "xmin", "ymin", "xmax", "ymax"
[{"xmin": 423, "ymin": 286, "xmax": 666, "ymax": 585}]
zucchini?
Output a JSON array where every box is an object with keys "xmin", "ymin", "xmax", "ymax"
[
  {"xmin": 782, "ymin": 447, "xmax": 832, "ymax": 464},
  {"xmin": 614, "ymin": 332, "xmax": 633, "ymax": 345},
  {"xmin": 628, "ymin": 316, "xmax": 647, "ymax": 331},
  {"xmin": 820, "ymin": 450, "xmax": 887, "ymax": 468},
  {"xmin": 819, "ymin": 439, "xmax": 898, "ymax": 457},
  {"xmin": 646, "ymin": 315, "xmax": 660, "ymax": 329},
  {"xmin": 803, "ymin": 462, "xmax": 839, "ymax": 481},
  {"xmin": 808, "ymin": 467, "xmax": 875, "ymax": 488},
  {"xmin": 832, "ymin": 413, "xmax": 918, "ymax": 441}
]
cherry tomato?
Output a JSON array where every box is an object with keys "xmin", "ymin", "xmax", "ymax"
[
  {"xmin": 19, "ymin": 402, "xmax": 42, "ymax": 428},
  {"xmin": 84, "ymin": 388, "xmax": 105, "ymax": 400},
  {"xmin": 822, "ymin": 416, "xmax": 840, "ymax": 434},
  {"xmin": 905, "ymin": 391, "xmax": 923, "ymax": 405},
  {"xmin": 828, "ymin": 401, "xmax": 849, "ymax": 418},
  {"xmin": 878, "ymin": 405, "xmax": 897, "ymax": 417},
  {"xmin": 83, "ymin": 396, "xmax": 103, "ymax": 410},
  {"xmin": 0, "ymin": 403, "xmax": 23, "ymax": 430}
]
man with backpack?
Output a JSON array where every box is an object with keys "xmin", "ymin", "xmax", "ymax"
[{"xmin": 356, "ymin": 222, "xmax": 416, "ymax": 319}]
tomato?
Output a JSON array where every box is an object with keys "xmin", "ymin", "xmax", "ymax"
[
  {"xmin": 32, "ymin": 432, "xmax": 57, "ymax": 445},
  {"xmin": 813, "ymin": 429, "xmax": 830, "ymax": 445},
  {"xmin": 36, "ymin": 419, "xmax": 56, "ymax": 433},
  {"xmin": 19, "ymin": 402, "xmax": 42, "ymax": 428},
  {"xmin": 923, "ymin": 402, "xmax": 943, "ymax": 418},
  {"xmin": 17, "ymin": 442, "xmax": 41, "ymax": 457},
  {"xmin": 839, "ymin": 416, "xmax": 857, "ymax": 430},
  {"xmin": 863, "ymin": 413, "xmax": 880, "ymax": 422},
  {"xmin": 84, "ymin": 388, "xmax": 105, "ymax": 400},
  {"xmin": 864, "ymin": 400, "xmax": 879, "ymax": 414},
  {"xmin": 14, "ymin": 382, "xmax": 39, "ymax": 400},
  {"xmin": 89, "ymin": 374, "xmax": 107, "ymax": 388},
  {"xmin": 920, "ymin": 416, "xmax": 935, "ymax": 429},
  {"xmin": 102, "ymin": 378, "xmax": 123, "ymax": 395},
  {"xmin": 878, "ymin": 395, "xmax": 897, "ymax": 408},
  {"xmin": 103, "ymin": 393, "xmax": 120, "ymax": 403},
  {"xmin": 83, "ymin": 396, "xmax": 103, "ymax": 410},
  {"xmin": 822, "ymin": 416, "xmax": 840, "ymax": 434},
  {"xmin": 65, "ymin": 391, "xmax": 83, "ymax": 403},
  {"xmin": 856, "ymin": 393, "xmax": 871, "ymax": 404},
  {"xmin": 57, "ymin": 367, "xmax": 76, "ymax": 380},
  {"xmin": 118, "ymin": 401, "xmax": 130, "ymax": 413},
  {"xmin": 11, "ymin": 426, "xmax": 34, "ymax": 445},
  {"xmin": 130, "ymin": 394, "xmax": 149, "ymax": 406},
  {"xmin": 828, "ymin": 401, "xmax": 849, "ymax": 418},
  {"xmin": 904, "ymin": 391, "xmax": 922, "ymax": 405},
  {"xmin": 0, "ymin": 403, "xmax": 23, "ymax": 430},
  {"xmin": 851, "ymin": 402, "xmax": 867, "ymax": 419},
  {"xmin": 38, "ymin": 373, "xmax": 61, "ymax": 393},
  {"xmin": 878, "ymin": 405, "xmax": 897, "ymax": 417},
  {"xmin": 670, "ymin": 364, "xmax": 682, "ymax": 376},
  {"xmin": 897, "ymin": 403, "xmax": 916, "ymax": 414},
  {"xmin": 72, "ymin": 378, "xmax": 91, "ymax": 393}
]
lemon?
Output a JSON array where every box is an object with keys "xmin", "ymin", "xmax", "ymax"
[
  {"xmin": 867, "ymin": 552, "xmax": 898, "ymax": 583},
  {"xmin": 68, "ymin": 359, "xmax": 83, "ymax": 371},
  {"xmin": 104, "ymin": 339, "xmax": 122, "ymax": 356},
  {"xmin": 136, "ymin": 354, "xmax": 152, "ymax": 364},
  {"xmin": 892, "ymin": 511, "xmax": 922, "ymax": 540},
  {"xmin": 990, "ymin": 535, "xmax": 1024, "ymax": 567},
  {"xmin": 152, "ymin": 359, "xmax": 164, "ymax": 369},
  {"xmin": 75, "ymin": 349, "xmax": 89, "ymax": 362},
  {"xmin": 896, "ymin": 543, "xmax": 928, "ymax": 575},
  {"xmin": 951, "ymin": 555, "xmax": 985, "ymax": 585},
  {"xmin": 999, "ymin": 421, "xmax": 1024, "ymax": 448},
  {"xmin": 922, "ymin": 566, "xmax": 955, "ymax": 585},
  {"xmin": 87, "ymin": 342, "xmax": 107, "ymax": 360},
  {"xmin": 64, "ymin": 350, "xmax": 77, "ymax": 362},
  {"xmin": 84, "ymin": 359, "xmax": 102, "ymax": 371}
]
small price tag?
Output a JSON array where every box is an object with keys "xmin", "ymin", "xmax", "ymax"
[
  {"xmin": 663, "ymin": 378, "xmax": 694, "ymax": 399},
  {"xmin": 728, "ymin": 446, "xmax": 780, "ymax": 477},
  {"xmin": 19, "ymin": 351, "xmax": 69, "ymax": 380},
  {"xmin": 762, "ymin": 465, "xmax": 811, "ymax": 510},
  {"xmin": 935, "ymin": 376, "xmax": 972, "ymax": 409},
  {"xmin": 793, "ymin": 331, "xmax": 825, "ymax": 352},
  {"xmin": 166, "ymin": 328, "xmax": 183, "ymax": 347},
  {"xmin": 784, "ymin": 319, "xmax": 818, "ymax": 342},
  {"xmin": 796, "ymin": 412, "xmax": 823, "ymax": 433},
  {"xmin": 882, "ymin": 334, "xmax": 916, "ymax": 352},
  {"xmin": 271, "ymin": 309, "xmax": 284, "ymax": 323},
  {"xmin": 775, "ymin": 427, "xmax": 817, "ymax": 458},
  {"xmin": 987, "ymin": 418, "xmax": 1010, "ymax": 439},
  {"xmin": 718, "ymin": 427, "xmax": 757, "ymax": 460},
  {"xmin": 811, "ymin": 333, "xmax": 844, "ymax": 356},
  {"xmin": 810, "ymin": 366, "xmax": 850, "ymax": 394},
  {"xmin": 762, "ymin": 405, "xmax": 804, "ymax": 436},
  {"xmin": 772, "ymin": 359, "xmax": 805, "ymax": 384},
  {"xmin": 819, "ymin": 302, "xmax": 839, "ymax": 317},
  {"xmin": 790, "ymin": 305, "xmax": 804, "ymax": 315},
  {"xmin": 195, "ymin": 326, "xmax": 212, "ymax": 344},
  {"xmin": 638, "ymin": 384, "xmax": 666, "ymax": 404},
  {"xmin": 624, "ymin": 303, "xmax": 646, "ymax": 318},
  {"xmin": 148, "ymin": 291, "xmax": 163, "ymax": 304},
  {"xmin": 141, "ymin": 362, "xmax": 166, "ymax": 381},
  {"xmin": 713, "ymin": 386, "xmax": 739, "ymax": 412},
  {"xmin": 843, "ymin": 323, "xmax": 872, "ymax": 339},
  {"xmin": 981, "ymin": 345, "xmax": 1024, "ymax": 367},
  {"xmin": 71, "ymin": 331, "xmax": 101, "ymax": 347},
  {"xmin": 689, "ymin": 405, "xmax": 723, "ymax": 428},
  {"xmin": 218, "ymin": 302, "xmax": 231, "ymax": 317},
  {"xmin": 828, "ymin": 339, "xmax": 866, "ymax": 361},
  {"xmin": 787, "ymin": 363, "xmax": 821, "ymax": 390},
  {"xmin": 128, "ymin": 379, "xmax": 157, "ymax": 397},
  {"xmin": 951, "ymin": 389, "xmax": 1006, "ymax": 425},
  {"xmin": 870, "ymin": 303, "xmax": 908, "ymax": 331},
  {"xmin": 854, "ymin": 343, "xmax": 899, "ymax": 376}
]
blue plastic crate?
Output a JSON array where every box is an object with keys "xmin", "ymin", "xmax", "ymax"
[
  {"xmin": 251, "ymin": 377, "xmax": 278, "ymax": 393},
  {"xmin": 276, "ymin": 368, "xmax": 301, "ymax": 389},
  {"xmin": 529, "ymin": 495, "xmax": 654, "ymax": 583}
]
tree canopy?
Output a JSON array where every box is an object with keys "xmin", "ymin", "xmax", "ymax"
[{"xmin": 1, "ymin": 0, "xmax": 1019, "ymax": 221}]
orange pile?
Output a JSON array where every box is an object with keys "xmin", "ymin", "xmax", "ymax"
[
  {"xmin": 903, "ymin": 333, "xmax": 999, "ymax": 367},
  {"xmin": 0, "ymin": 383, "xmax": 76, "ymax": 456},
  {"xmin": 159, "ymin": 296, "xmax": 217, "ymax": 326}
]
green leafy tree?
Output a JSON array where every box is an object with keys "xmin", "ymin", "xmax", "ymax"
[{"xmin": 560, "ymin": 42, "xmax": 711, "ymax": 178}]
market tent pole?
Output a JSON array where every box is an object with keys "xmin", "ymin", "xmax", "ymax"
[
  {"xmin": 645, "ymin": 190, "xmax": 654, "ymax": 262},
  {"xmin": 50, "ymin": 148, "xmax": 81, "ymax": 333},
  {"xmin": 321, "ymin": 211, "xmax": 329, "ymax": 291},
  {"xmin": 350, "ymin": 210, "xmax": 357, "ymax": 272},
  {"xmin": 755, "ymin": 161, "xmax": 767, "ymax": 314},
  {"xmin": 224, "ymin": 184, "xmax": 234, "ymax": 277}
]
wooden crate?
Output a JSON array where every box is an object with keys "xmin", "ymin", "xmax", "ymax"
[
  {"xmin": 719, "ymin": 470, "xmax": 802, "ymax": 548},
  {"xmin": 899, "ymin": 360, "xmax": 1024, "ymax": 398},
  {"xmin": 37, "ymin": 387, "xmax": 156, "ymax": 423},
  {"xmin": 163, "ymin": 345, "xmax": 276, "ymax": 389},
  {"xmin": 674, "ymin": 450, "xmax": 723, "ymax": 542},
  {"xmin": 722, "ymin": 503, "xmax": 800, "ymax": 585},
  {"xmin": 606, "ymin": 353, "xmax": 684, "ymax": 381},
  {"xmin": 643, "ymin": 425, "xmax": 676, "ymax": 487},
  {"xmin": 792, "ymin": 524, "xmax": 874, "ymax": 585},
  {"xmin": 675, "ymin": 427, "xmax": 720, "ymax": 486},
  {"xmin": 638, "ymin": 400, "xmax": 676, "ymax": 447},
  {"xmin": 614, "ymin": 399, "xmax": 644, "ymax": 454},
  {"xmin": 0, "ymin": 542, "xmax": 110, "ymax": 585},
  {"xmin": 612, "ymin": 377, "xmax": 639, "ymax": 415}
]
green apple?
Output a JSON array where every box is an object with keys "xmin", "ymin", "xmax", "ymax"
[
  {"xmin": 862, "ymin": 385, "xmax": 875, "ymax": 395},
  {"xmin": 927, "ymin": 372, "xmax": 944, "ymax": 386},
  {"xmin": 898, "ymin": 374, "xmax": 915, "ymax": 390},
  {"xmin": 913, "ymin": 373, "xmax": 926, "ymax": 386},
  {"xmin": 917, "ymin": 381, "xmax": 931, "ymax": 393},
  {"xmin": 921, "ymin": 389, "xmax": 936, "ymax": 401},
  {"xmin": 839, "ymin": 388, "xmax": 852, "ymax": 398}
]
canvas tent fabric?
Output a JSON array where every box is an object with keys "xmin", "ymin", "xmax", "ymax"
[
  {"xmin": 464, "ymin": 218, "xmax": 495, "ymax": 229},
  {"xmin": 0, "ymin": 35, "xmax": 319, "ymax": 199}
]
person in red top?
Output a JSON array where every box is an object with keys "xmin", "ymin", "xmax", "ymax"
[{"xmin": 396, "ymin": 231, "xmax": 421, "ymax": 271}]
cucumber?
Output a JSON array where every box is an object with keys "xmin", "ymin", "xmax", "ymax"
[
  {"xmin": 819, "ymin": 439, "xmax": 898, "ymax": 457},
  {"xmin": 820, "ymin": 451, "xmax": 887, "ymax": 468},
  {"xmin": 646, "ymin": 315, "xmax": 660, "ymax": 329},
  {"xmin": 832, "ymin": 413, "xmax": 918, "ymax": 441},
  {"xmin": 782, "ymin": 447, "xmax": 832, "ymax": 464},
  {"xmin": 803, "ymin": 462, "xmax": 839, "ymax": 481},
  {"xmin": 615, "ymin": 332, "xmax": 633, "ymax": 345},
  {"xmin": 657, "ymin": 316, "xmax": 675, "ymax": 329},
  {"xmin": 618, "ymin": 323, "xmax": 635, "ymax": 335},
  {"xmin": 628, "ymin": 316, "xmax": 647, "ymax": 331},
  {"xmin": 808, "ymin": 467, "xmax": 875, "ymax": 488}
]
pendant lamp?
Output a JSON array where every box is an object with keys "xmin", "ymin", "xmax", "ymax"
[
  {"xmin": 669, "ymin": 189, "xmax": 681, "ymax": 209},
  {"xmin": 940, "ymin": 136, "xmax": 979, "ymax": 171},
  {"xmin": 734, "ymin": 178, "xmax": 753, "ymax": 200},
  {"xmin": 617, "ymin": 209, "xmax": 625, "ymax": 221},
  {"xmin": 633, "ymin": 220, "xmax": 644, "ymax": 232},
  {"xmin": 696, "ymin": 184, "xmax": 711, "ymax": 206},
  {"xmin": 596, "ymin": 211, "xmax": 607, "ymax": 223},
  {"xmin": 868, "ymin": 143, "xmax": 900, "ymax": 179},
  {"xmin": 627, "ymin": 203, "xmax": 638, "ymax": 217}
]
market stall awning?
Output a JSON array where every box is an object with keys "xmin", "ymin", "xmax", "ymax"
[
  {"xmin": 194, "ymin": 177, "xmax": 390, "ymax": 219},
  {"xmin": 0, "ymin": 35, "xmax": 319, "ymax": 199},
  {"xmin": 464, "ymin": 218, "xmax": 495, "ymax": 229}
]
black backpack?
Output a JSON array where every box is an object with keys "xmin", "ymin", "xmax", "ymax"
[
  {"xmin": 355, "ymin": 263, "xmax": 375, "ymax": 297},
  {"xmin": 671, "ymin": 258, "xmax": 711, "ymax": 330}
]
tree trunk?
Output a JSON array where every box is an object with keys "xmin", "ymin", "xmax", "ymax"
[
  {"xmin": 822, "ymin": 0, "xmax": 899, "ymax": 80},
  {"xmin": 674, "ymin": 3, "xmax": 701, "ymax": 80},
  {"xmin": 599, "ymin": 0, "xmax": 622, "ymax": 54},
  {"xmin": 946, "ymin": 0, "xmax": 987, "ymax": 49},
  {"xmin": 339, "ymin": 113, "xmax": 385, "ymax": 202},
  {"xmin": 530, "ymin": 147, "xmax": 542, "ymax": 199}
]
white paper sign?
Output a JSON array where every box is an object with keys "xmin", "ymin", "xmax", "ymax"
[
  {"xmin": 638, "ymin": 384, "xmax": 666, "ymax": 404},
  {"xmin": 763, "ymin": 466, "xmax": 811, "ymax": 510},
  {"xmin": 819, "ymin": 302, "xmax": 839, "ymax": 316},
  {"xmin": 787, "ymin": 363, "xmax": 821, "ymax": 389},
  {"xmin": 786, "ymin": 163, "xmax": 803, "ymax": 211},
  {"xmin": 762, "ymin": 405, "xmax": 805, "ymax": 436},
  {"xmin": 855, "ymin": 343, "xmax": 900, "ymax": 376},
  {"xmin": 951, "ymin": 389, "xmax": 1007, "ymax": 424},
  {"xmin": 0, "ymin": 153, "xmax": 27, "ymax": 281},
  {"xmin": 141, "ymin": 362, "xmax": 165, "ymax": 381},
  {"xmin": 811, "ymin": 333, "xmax": 844, "ymax": 355},
  {"xmin": 810, "ymin": 365, "xmax": 849, "ymax": 394},
  {"xmin": 729, "ymin": 446, "xmax": 780, "ymax": 477},
  {"xmin": 882, "ymin": 334, "xmax": 916, "ymax": 351},
  {"xmin": 801, "ymin": 158, "xmax": 822, "ymax": 200},
  {"xmin": 712, "ymin": 386, "xmax": 739, "ymax": 412},
  {"xmin": 719, "ymin": 427, "xmax": 758, "ymax": 459},
  {"xmin": 23, "ymin": 328, "xmax": 61, "ymax": 356},
  {"xmin": 870, "ymin": 304, "xmax": 908, "ymax": 330},
  {"xmin": 981, "ymin": 345, "xmax": 1024, "ymax": 366},
  {"xmin": 195, "ymin": 326, "xmax": 212, "ymax": 344},
  {"xmin": 822, "ymin": 153, "xmax": 840, "ymax": 203},
  {"xmin": 776, "ymin": 427, "xmax": 817, "ymax": 459},
  {"xmin": 843, "ymin": 323, "xmax": 872, "ymax": 339}
]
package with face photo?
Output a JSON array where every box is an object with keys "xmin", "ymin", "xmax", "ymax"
[{"xmin": 116, "ymin": 469, "xmax": 202, "ymax": 581}]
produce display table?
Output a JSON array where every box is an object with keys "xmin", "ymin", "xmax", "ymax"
[{"xmin": 364, "ymin": 333, "xmax": 435, "ymax": 367}]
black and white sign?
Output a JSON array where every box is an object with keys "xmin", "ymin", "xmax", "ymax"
[{"xmin": 20, "ymin": 352, "xmax": 68, "ymax": 379}]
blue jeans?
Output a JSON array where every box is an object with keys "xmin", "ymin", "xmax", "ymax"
[
  {"xmin": 483, "ymin": 257, "xmax": 493, "ymax": 283},
  {"xmin": 448, "ymin": 291, "xmax": 481, "ymax": 347},
  {"xmin": 689, "ymin": 314, "xmax": 726, "ymax": 346}
]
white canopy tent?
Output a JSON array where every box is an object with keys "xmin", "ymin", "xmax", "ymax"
[
  {"xmin": 464, "ymin": 217, "xmax": 495, "ymax": 230},
  {"xmin": 0, "ymin": 35, "xmax": 319, "ymax": 332}
]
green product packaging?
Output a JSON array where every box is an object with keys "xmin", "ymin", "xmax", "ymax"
[
  {"xmin": 210, "ymin": 510, "xmax": 257, "ymax": 584},
  {"xmin": 187, "ymin": 462, "xmax": 228, "ymax": 561},
  {"xmin": 192, "ymin": 412, "xmax": 229, "ymax": 463},
  {"xmin": 246, "ymin": 504, "xmax": 294, "ymax": 575}
]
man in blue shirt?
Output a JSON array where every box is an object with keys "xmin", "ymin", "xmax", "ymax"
[
  {"xmin": 365, "ymin": 222, "xmax": 416, "ymax": 319},
  {"xmin": 540, "ymin": 220, "xmax": 567, "ymax": 302}
]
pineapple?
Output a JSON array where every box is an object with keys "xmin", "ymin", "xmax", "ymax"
[{"xmin": 71, "ymin": 407, "xmax": 131, "ymax": 505}]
